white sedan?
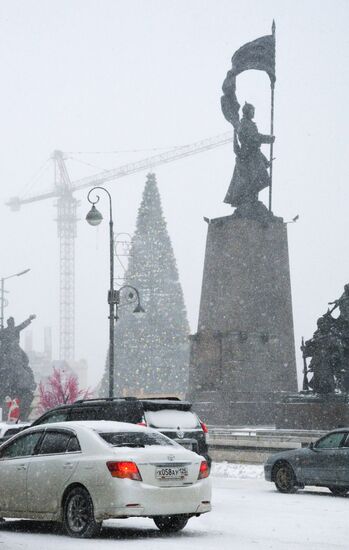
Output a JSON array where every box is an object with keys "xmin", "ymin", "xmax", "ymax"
[{"xmin": 0, "ymin": 420, "xmax": 211, "ymax": 538}]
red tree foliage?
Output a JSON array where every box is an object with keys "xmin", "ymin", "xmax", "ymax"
[{"xmin": 38, "ymin": 367, "xmax": 90, "ymax": 413}]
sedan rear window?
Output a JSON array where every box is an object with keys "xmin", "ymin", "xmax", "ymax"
[
  {"xmin": 145, "ymin": 409, "xmax": 200, "ymax": 429},
  {"xmin": 98, "ymin": 431, "xmax": 175, "ymax": 448}
]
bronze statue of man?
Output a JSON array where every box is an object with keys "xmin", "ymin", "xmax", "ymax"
[
  {"xmin": 0, "ymin": 314, "xmax": 36, "ymax": 419},
  {"xmin": 329, "ymin": 284, "xmax": 349, "ymax": 323},
  {"xmin": 0, "ymin": 314, "xmax": 36, "ymax": 351},
  {"xmin": 304, "ymin": 314, "xmax": 338, "ymax": 394},
  {"xmin": 224, "ymin": 103, "xmax": 275, "ymax": 207}
]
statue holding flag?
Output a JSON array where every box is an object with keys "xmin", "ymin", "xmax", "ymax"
[
  {"xmin": 221, "ymin": 23, "xmax": 276, "ymax": 214},
  {"xmin": 224, "ymin": 101, "xmax": 274, "ymax": 207}
]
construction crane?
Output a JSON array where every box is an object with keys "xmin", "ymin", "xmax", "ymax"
[{"xmin": 6, "ymin": 131, "xmax": 233, "ymax": 362}]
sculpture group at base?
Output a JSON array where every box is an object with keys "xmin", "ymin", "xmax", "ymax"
[
  {"xmin": 0, "ymin": 314, "xmax": 36, "ymax": 418},
  {"xmin": 302, "ymin": 285, "xmax": 349, "ymax": 394}
]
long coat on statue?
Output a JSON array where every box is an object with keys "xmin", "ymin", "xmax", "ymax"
[
  {"xmin": 0, "ymin": 317, "xmax": 36, "ymax": 419},
  {"xmin": 224, "ymin": 117, "xmax": 273, "ymax": 207}
]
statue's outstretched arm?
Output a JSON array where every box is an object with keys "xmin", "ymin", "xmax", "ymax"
[{"xmin": 16, "ymin": 314, "xmax": 36, "ymax": 332}]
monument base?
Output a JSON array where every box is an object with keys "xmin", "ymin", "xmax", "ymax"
[
  {"xmin": 188, "ymin": 210, "xmax": 297, "ymax": 427},
  {"xmin": 189, "ymin": 388, "xmax": 289, "ymax": 426},
  {"xmin": 276, "ymin": 392, "xmax": 349, "ymax": 430}
]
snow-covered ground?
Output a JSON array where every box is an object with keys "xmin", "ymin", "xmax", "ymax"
[
  {"xmin": 211, "ymin": 461, "xmax": 263, "ymax": 479},
  {"xmin": 0, "ymin": 463, "xmax": 347, "ymax": 549}
]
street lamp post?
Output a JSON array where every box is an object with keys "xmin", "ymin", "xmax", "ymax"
[
  {"xmin": 86, "ymin": 186, "xmax": 115, "ymax": 398},
  {"xmin": 86, "ymin": 188, "xmax": 145, "ymax": 398},
  {"xmin": 114, "ymin": 285, "xmax": 145, "ymax": 321},
  {"xmin": 0, "ymin": 269, "xmax": 31, "ymax": 329}
]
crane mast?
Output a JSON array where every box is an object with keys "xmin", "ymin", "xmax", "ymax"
[
  {"xmin": 7, "ymin": 132, "xmax": 233, "ymax": 363},
  {"xmin": 54, "ymin": 151, "xmax": 77, "ymax": 362}
]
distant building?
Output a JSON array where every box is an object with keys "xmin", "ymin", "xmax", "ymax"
[
  {"xmin": 25, "ymin": 328, "xmax": 88, "ymax": 389},
  {"xmin": 25, "ymin": 328, "xmax": 89, "ymax": 419},
  {"xmin": 24, "ymin": 327, "xmax": 53, "ymax": 385}
]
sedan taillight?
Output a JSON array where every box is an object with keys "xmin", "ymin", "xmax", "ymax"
[
  {"xmin": 107, "ymin": 461, "xmax": 142, "ymax": 481},
  {"xmin": 198, "ymin": 460, "xmax": 209, "ymax": 479}
]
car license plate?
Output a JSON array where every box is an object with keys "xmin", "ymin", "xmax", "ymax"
[{"xmin": 155, "ymin": 465, "xmax": 189, "ymax": 480}]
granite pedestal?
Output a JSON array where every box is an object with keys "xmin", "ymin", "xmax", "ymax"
[
  {"xmin": 276, "ymin": 392, "xmax": 349, "ymax": 430},
  {"xmin": 188, "ymin": 208, "xmax": 298, "ymax": 426}
]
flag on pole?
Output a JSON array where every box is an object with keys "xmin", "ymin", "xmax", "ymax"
[
  {"xmin": 230, "ymin": 34, "xmax": 275, "ymax": 84},
  {"xmin": 221, "ymin": 26, "xmax": 276, "ymax": 129}
]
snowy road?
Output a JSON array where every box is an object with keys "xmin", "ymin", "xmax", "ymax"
[{"xmin": 0, "ymin": 466, "xmax": 347, "ymax": 550}]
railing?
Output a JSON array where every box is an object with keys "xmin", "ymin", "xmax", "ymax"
[{"xmin": 206, "ymin": 426, "xmax": 327, "ymax": 464}]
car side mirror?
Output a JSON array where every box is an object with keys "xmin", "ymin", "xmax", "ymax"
[{"xmin": 309, "ymin": 441, "xmax": 314, "ymax": 450}]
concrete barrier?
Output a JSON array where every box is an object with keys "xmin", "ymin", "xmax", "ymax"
[{"xmin": 207, "ymin": 426, "xmax": 326, "ymax": 464}]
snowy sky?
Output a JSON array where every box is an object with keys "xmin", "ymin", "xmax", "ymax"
[{"xmin": 0, "ymin": 0, "xmax": 348, "ymax": 387}]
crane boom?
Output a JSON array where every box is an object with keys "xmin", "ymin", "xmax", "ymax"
[
  {"xmin": 7, "ymin": 130, "xmax": 233, "ymax": 364},
  {"xmin": 7, "ymin": 132, "xmax": 233, "ymax": 209},
  {"xmin": 7, "ymin": 191, "xmax": 58, "ymax": 210},
  {"xmin": 71, "ymin": 131, "xmax": 233, "ymax": 192}
]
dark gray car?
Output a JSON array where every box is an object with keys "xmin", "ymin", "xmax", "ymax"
[{"xmin": 264, "ymin": 429, "xmax": 349, "ymax": 496}]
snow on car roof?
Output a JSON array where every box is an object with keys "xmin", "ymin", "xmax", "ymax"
[{"xmin": 33, "ymin": 420, "xmax": 151, "ymax": 432}]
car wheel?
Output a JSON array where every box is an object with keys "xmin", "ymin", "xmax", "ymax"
[
  {"xmin": 153, "ymin": 515, "xmax": 189, "ymax": 532},
  {"xmin": 63, "ymin": 486, "xmax": 101, "ymax": 538},
  {"xmin": 274, "ymin": 463, "xmax": 298, "ymax": 494},
  {"xmin": 328, "ymin": 486, "xmax": 349, "ymax": 496}
]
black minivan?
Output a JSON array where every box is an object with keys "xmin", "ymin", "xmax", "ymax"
[{"xmin": 31, "ymin": 396, "xmax": 210, "ymax": 465}]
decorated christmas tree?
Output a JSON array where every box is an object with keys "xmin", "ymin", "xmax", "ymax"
[{"xmin": 101, "ymin": 173, "xmax": 189, "ymax": 396}]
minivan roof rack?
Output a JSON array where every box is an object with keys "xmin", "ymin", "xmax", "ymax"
[{"xmin": 139, "ymin": 396, "xmax": 181, "ymax": 401}]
